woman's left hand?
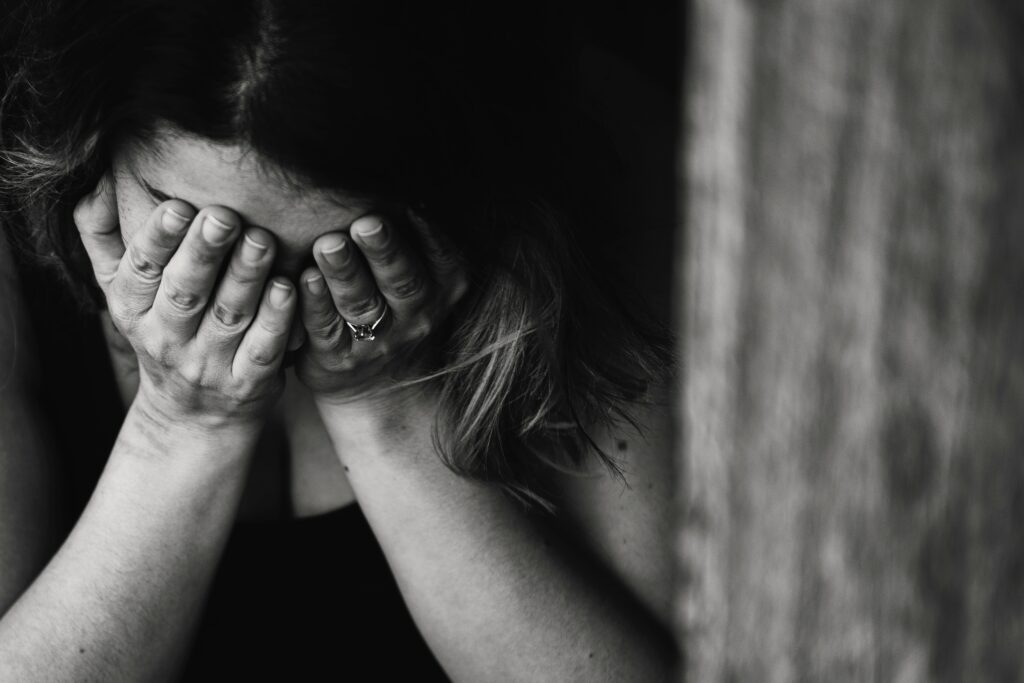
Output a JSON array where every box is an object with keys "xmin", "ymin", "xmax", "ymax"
[{"xmin": 294, "ymin": 210, "xmax": 468, "ymax": 404}]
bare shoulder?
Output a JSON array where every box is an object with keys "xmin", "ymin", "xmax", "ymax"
[{"xmin": 544, "ymin": 382, "xmax": 675, "ymax": 628}]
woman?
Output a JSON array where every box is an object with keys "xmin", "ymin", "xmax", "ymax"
[{"xmin": 0, "ymin": 0, "xmax": 677, "ymax": 679}]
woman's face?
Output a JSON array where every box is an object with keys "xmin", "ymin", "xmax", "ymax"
[{"xmin": 111, "ymin": 128, "xmax": 374, "ymax": 280}]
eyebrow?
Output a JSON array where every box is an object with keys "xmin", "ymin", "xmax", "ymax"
[
  {"xmin": 128, "ymin": 163, "xmax": 176, "ymax": 203},
  {"xmin": 137, "ymin": 174, "xmax": 276, "ymax": 231},
  {"xmin": 135, "ymin": 169, "xmax": 376, "ymax": 232},
  {"xmin": 141, "ymin": 178, "xmax": 176, "ymax": 202},
  {"xmin": 135, "ymin": 175, "xmax": 308, "ymax": 270}
]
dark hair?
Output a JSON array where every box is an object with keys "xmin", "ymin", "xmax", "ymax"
[{"xmin": 1, "ymin": 0, "xmax": 674, "ymax": 510}]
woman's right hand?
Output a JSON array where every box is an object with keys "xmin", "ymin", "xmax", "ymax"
[{"xmin": 73, "ymin": 172, "xmax": 296, "ymax": 430}]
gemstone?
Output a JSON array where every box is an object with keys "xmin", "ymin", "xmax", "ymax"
[{"xmin": 350, "ymin": 324, "xmax": 375, "ymax": 341}]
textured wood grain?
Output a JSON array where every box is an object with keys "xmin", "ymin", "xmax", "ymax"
[{"xmin": 676, "ymin": 1, "xmax": 1024, "ymax": 681}]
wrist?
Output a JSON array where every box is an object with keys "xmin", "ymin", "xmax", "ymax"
[
  {"xmin": 312, "ymin": 377, "xmax": 425, "ymax": 408},
  {"xmin": 121, "ymin": 393, "xmax": 262, "ymax": 468},
  {"xmin": 133, "ymin": 381, "xmax": 265, "ymax": 432},
  {"xmin": 314, "ymin": 379, "xmax": 436, "ymax": 422},
  {"xmin": 315, "ymin": 385, "xmax": 439, "ymax": 460}
]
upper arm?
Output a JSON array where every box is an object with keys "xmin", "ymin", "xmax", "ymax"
[
  {"xmin": 546, "ymin": 390, "xmax": 676, "ymax": 629},
  {"xmin": 0, "ymin": 228, "xmax": 64, "ymax": 615}
]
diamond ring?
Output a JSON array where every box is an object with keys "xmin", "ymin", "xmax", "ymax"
[{"xmin": 345, "ymin": 307, "xmax": 388, "ymax": 342}]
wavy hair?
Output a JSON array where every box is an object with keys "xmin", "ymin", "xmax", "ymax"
[{"xmin": 0, "ymin": 0, "xmax": 674, "ymax": 510}]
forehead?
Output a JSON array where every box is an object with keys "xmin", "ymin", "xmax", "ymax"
[{"xmin": 121, "ymin": 130, "xmax": 371, "ymax": 250}]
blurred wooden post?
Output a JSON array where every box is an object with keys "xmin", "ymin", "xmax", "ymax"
[{"xmin": 676, "ymin": 1, "xmax": 1024, "ymax": 681}]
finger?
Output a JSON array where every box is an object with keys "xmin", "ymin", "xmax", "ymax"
[
  {"xmin": 233, "ymin": 277, "xmax": 296, "ymax": 377},
  {"xmin": 312, "ymin": 232, "xmax": 389, "ymax": 331},
  {"xmin": 109, "ymin": 199, "xmax": 197, "ymax": 318},
  {"xmin": 150, "ymin": 207, "xmax": 241, "ymax": 338},
  {"xmin": 73, "ymin": 172, "xmax": 123, "ymax": 294},
  {"xmin": 348, "ymin": 215, "xmax": 430, "ymax": 317},
  {"xmin": 404, "ymin": 208, "xmax": 469, "ymax": 306},
  {"xmin": 197, "ymin": 228, "xmax": 275, "ymax": 349},
  {"xmin": 298, "ymin": 267, "xmax": 350, "ymax": 356}
]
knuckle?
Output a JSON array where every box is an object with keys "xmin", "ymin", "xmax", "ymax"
[
  {"xmin": 327, "ymin": 264, "xmax": 361, "ymax": 285},
  {"xmin": 95, "ymin": 267, "xmax": 118, "ymax": 290},
  {"xmin": 154, "ymin": 342, "xmax": 179, "ymax": 369},
  {"xmin": 162, "ymin": 282, "xmax": 204, "ymax": 314},
  {"xmin": 256, "ymin": 313, "xmax": 288, "ymax": 337},
  {"xmin": 433, "ymin": 245, "xmax": 460, "ymax": 263},
  {"xmin": 371, "ymin": 245, "xmax": 401, "ymax": 267},
  {"xmin": 308, "ymin": 314, "xmax": 346, "ymax": 343},
  {"xmin": 107, "ymin": 286, "xmax": 144, "ymax": 321},
  {"xmin": 227, "ymin": 379, "xmax": 260, "ymax": 403},
  {"xmin": 177, "ymin": 359, "xmax": 206, "ymax": 385},
  {"xmin": 227, "ymin": 263, "xmax": 265, "ymax": 288},
  {"xmin": 228, "ymin": 377, "xmax": 254, "ymax": 397},
  {"xmin": 407, "ymin": 317, "xmax": 433, "ymax": 339},
  {"xmin": 424, "ymin": 247, "xmax": 450, "ymax": 267},
  {"xmin": 126, "ymin": 244, "xmax": 164, "ymax": 282},
  {"xmin": 246, "ymin": 343, "xmax": 280, "ymax": 368},
  {"xmin": 106, "ymin": 295, "xmax": 129, "ymax": 322},
  {"xmin": 187, "ymin": 241, "xmax": 223, "ymax": 267},
  {"xmin": 211, "ymin": 301, "xmax": 247, "ymax": 330},
  {"xmin": 386, "ymin": 273, "xmax": 424, "ymax": 300},
  {"xmin": 139, "ymin": 337, "xmax": 163, "ymax": 364},
  {"xmin": 342, "ymin": 294, "xmax": 383, "ymax": 319},
  {"xmin": 435, "ymin": 253, "xmax": 463, "ymax": 274}
]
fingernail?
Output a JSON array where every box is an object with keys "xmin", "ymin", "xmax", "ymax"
[
  {"xmin": 241, "ymin": 232, "xmax": 268, "ymax": 262},
  {"xmin": 269, "ymin": 280, "xmax": 292, "ymax": 307},
  {"xmin": 202, "ymin": 214, "xmax": 235, "ymax": 245},
  {"xmin": 320, "ymin": 236, "xmax": 349, "ymax": 267},
  {"xmin": 305, "ymin": 273, "xmax": 325, "ymax": 295},
  {"xmin": 356, "ymin": 219, "xmax": 386, "ymax": 248},
  {"xmin": 162, "ymin": 207, "xmax": 192, "ymax": 232}
]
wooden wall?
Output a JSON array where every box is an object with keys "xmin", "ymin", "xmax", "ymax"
[{"xmin": 676, "ymin": 1, "xmax": 1024, "ymax": 680}]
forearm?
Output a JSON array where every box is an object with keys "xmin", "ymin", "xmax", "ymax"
[
  {"xmin": 0, "ymin": 398, "xmax": 258, "ymax": 682},
  {"xmin": 317, "ymin": 395, "xmax": 675, "ymax": 682}
]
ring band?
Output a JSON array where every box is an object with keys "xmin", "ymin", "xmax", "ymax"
[{"xmin": 345, "ymin": 307, "xmax": 388, "ymax": 342}]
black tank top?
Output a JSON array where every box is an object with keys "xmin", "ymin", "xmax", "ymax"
[
  {"xmin": 14, "ymin": 253, "xmax": 449, "ymax": 681},
  {"xmin": 182, "ymin": 503, "xmax": 448, "ymax": 680}
]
